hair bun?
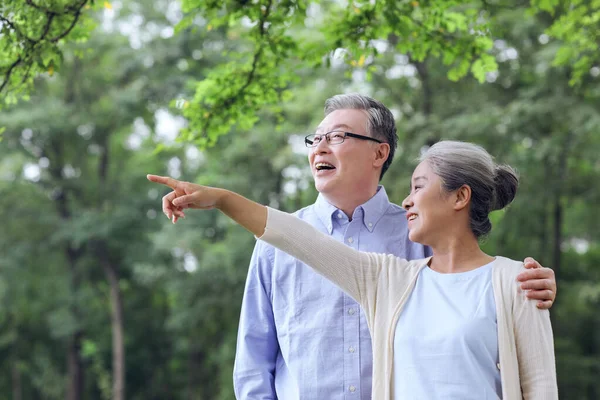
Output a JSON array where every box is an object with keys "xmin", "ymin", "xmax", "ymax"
[{"xmin": 492, "ymin": 164, "xmax": 519, "ymax": 211}]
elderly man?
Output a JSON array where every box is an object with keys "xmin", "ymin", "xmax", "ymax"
[{"xmin": 232, "ymin": 93, "xmax": 556, "ymax": 399}]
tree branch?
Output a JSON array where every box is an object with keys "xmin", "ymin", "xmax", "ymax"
[
  {"xmin": 0, "ymin": 15, "xmax": 35, "ymax": 43},
  {"xmin": 200, "ymin": 0, "xmax": 274, "ymax": 136},
  {"xmin": 1, "ymin": 0, "xmax": 90, "ymax": 98},
  {"xmin": 0, "ymin": 57, "xmax": 23, "ymax": 94},
  {"xmin": 50, "ymin": 0, "xmax": 88, "ymax": 42},
  {"xmin": 480, "ymin": 0, "xmax": 529, "ymax": 11},
  {"xmin": 39, "ymin": 12, "xmax": 56, "ymax": 41},
  {"xmin": 24, "ymin": 0, "xmax": 46, "ymax": 12},
  {"xmin": 25, "ymin": 0, "xmax": 87, "ymax": 16}
]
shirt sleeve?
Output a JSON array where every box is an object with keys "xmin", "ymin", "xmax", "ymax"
[
  {"xmin": 258, "ymin": 207, "xmax": 396, "ymax": 305},
  {"xmin": 513, "ymin": 271, "xmax": 559, "ymax": 399},
  {"xmin": 233, "ymin": 240, "xmax": 279, "ymax": 399}
]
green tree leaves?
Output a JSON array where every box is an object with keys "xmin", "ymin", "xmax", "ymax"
[
  {"xmin": 542, "ymin": 0, "xmax": 600, "ymax": 85},
  {"xmin": 0, "ymin": 0, "xmax": 95, "ymax": 106},
  {"xmin": 177, "ymin": 0, "xmax": 502, "ymax": 145}
]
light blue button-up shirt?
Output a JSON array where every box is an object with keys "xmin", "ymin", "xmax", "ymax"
[{"xmin": 233, "ymin": 186, "xmax": 430, "ymax": 400}]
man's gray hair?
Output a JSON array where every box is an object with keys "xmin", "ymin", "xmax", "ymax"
[
  {"xmin": 324, "ymin": 93, "xmax": 397, "ymax": 180},
  {"xmin": 420, "ymin": 140, "xmax": 519, "ymax": 238}
]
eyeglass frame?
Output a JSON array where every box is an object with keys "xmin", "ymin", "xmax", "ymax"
[{"xmin": 304, "ymin": 130, "xmax": 384, "ymax": 147}]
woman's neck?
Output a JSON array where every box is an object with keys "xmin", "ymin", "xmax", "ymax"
[{"xmin": 428, "ymin": 235, "xmax": 495, "ymax": 274}]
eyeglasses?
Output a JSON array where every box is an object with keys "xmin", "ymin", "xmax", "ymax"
[{"xmin": 304, "ymin": 131, "xmax": 383, "ymax": 147}]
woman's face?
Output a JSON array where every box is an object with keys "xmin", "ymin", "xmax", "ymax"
[{"xmin": 401, "ymin": 161, "xmax": 457, "ymax": 246}]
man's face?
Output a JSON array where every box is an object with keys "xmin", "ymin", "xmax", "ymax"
[{"xmin": 308, "ymin": 109, "xmax": 380, "ymax": 198}]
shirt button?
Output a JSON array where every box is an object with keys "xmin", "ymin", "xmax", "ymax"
[
  {"xmin": 337, "ymin": 213, "xmax": 343, "ymax": 219},
  {"xmin": 349, "ymin": 385, "xmax": 356, "ymax": 393},
  {"xmin": 497, "ymin": 363, "xmax": 501, "ymax": 370},
  {"xmin": 368, "ymin": 222, "xmax": 373, "ymax": 227},
  {"xmin": 348, "ymin": 308, "xmax": 356, "ymax": 315},
  {"xmin": 347, "ymin": 237, "xmax": 354, "ymax": 244},
  {"xmin": 348, "ymin": 346, "xmax": 355, "ymax": 353}
]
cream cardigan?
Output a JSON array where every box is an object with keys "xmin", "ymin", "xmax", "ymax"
[{"xmin": 259, "ymin": 208, "xmax": 558, "ymax": 399}]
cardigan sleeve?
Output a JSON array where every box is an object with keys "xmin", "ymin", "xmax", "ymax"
[
  {"xmin": 258, "ymin": 207, "xmax": 403, "ymax": 305},
  {"xmin": 513, "ymin": 271, "xmax": 558, "ymax": 399}
]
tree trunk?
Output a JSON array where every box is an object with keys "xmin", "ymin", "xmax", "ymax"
[
  {"xmin": 187, "ymin": 345, "xmax": 206, "ymax": 400},
  {"xmin": 96, "ymin": 134, "xmax": 126, "ymax": 400},
  {"xmin": 413, "ymin": 59, "xmax": 440, "ymax": 147},
  {"xmin": 49, "ymin": 62, "xmax": 85, "ymax": 400},
  {"xmin": 551, "ymin": 197, "xmax": 562, "ymax": 281},
  {"xmin": 414, "ymin": 60, "xmax": 433, "ymax": 117},
  {"xmin": 53, "ymin": 185, "xmax": 84, "ymax": 400},
  {"xmin": 186, "ymin": 345, "xmax": 196, "ymax": 400},
  {"xmin": 102, "ymin": 258, "xmax": 125, "ymax": 400},
  {"xmin": 552, "ymin": 134, "xmax": 571, "ymax": 281},
  {"xmin": 66, "ymin": 245, "xmax": 84, "ymax": 400},
  {"xmin": 539, "ymin": 178, "xmax": 548, "ymax": 266},
  {"xmin": 12, "ymin": 362, "xmax": 22, "ymax": 400},
  {"xmin": 67, "ymin": 331, "xmax": 84, "ymax": 400}
]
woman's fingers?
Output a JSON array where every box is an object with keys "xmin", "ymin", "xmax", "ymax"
[
  {"xmin": 525, "ymin": 288, "xmax": 554, "ymax": 301},
  {"xmin": 162, "ymin": 191, "xmax": 175, "ymax": 220},
  {"xmin": 150, "ymin": 175, "xmax": 209, "ymax": 222},
  {"xmin": 536, "ymin": 300, "xmax": 553, "ymax": 310},
  {"xmin": 162, "ymin": 191, "xmax": 187, "ymax": 221},
  {"xmin": 172, "ymin": 194, "xmax": 195, "ymax": 208},
  {"xmin": 172, "ymin": 189, "xmax": 218, "ymax": 210},
  {"xmin": 519, "ymin": 278, "xmax": 553, "ymax": 291},
  {"xmin": 147, "ymin": 174, "xmax": 181, "ymax": 189}
]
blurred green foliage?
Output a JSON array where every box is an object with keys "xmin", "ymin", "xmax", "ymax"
[{"xmin": 0, "ymin": 0, "xmax": 599, "ymax": 399}]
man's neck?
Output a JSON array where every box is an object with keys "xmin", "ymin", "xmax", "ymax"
[{"xmin": 321, "ymin": 185, "xmax": 379, "ymax": 220}]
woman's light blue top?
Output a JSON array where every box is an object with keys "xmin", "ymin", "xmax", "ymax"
[{"xmin": 394, "ymin": 260, "xmax": 501, "ymax": 400}]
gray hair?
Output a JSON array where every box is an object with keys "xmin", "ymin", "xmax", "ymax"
[
  {"xmin": 324, "ymin": 93, "xmax": 397, "ymax": 180},
  {"xmin": 420, "ymin": 140, "xmax": 519, "ymax": 238}
]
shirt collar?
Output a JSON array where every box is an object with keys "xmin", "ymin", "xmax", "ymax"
[
  {"xmin": 359, "ymin": 185, "xmax": 392, "ymax": 232},
  {"xmin": 314, "ymin": 186, "xmax": 392, "ymax": 234}
]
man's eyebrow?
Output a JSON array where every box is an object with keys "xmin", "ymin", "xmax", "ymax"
[{"xmin": 315, "ymin": 124, "xmax": 352, "ymax": 133}]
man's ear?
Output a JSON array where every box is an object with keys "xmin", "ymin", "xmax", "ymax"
[
  {"xmin": 373, "ymin": 143, "xmax": 390, "ymax": 168},
  {"xmin": 454, "ymin": 185, "xmax": 471, "ymax": 211}
]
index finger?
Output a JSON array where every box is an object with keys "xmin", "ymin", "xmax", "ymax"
[{"xmin": 147, "ymin": 174, "xmax": 180, "ymax": 189}]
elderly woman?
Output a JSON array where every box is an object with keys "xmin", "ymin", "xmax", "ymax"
[{"xmin": 148, "ymin": 140, "xmax": 557, "ymax": 399}]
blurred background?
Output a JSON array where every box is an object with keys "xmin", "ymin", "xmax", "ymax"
[{"xmin": 0, "ymin": 0, "xmax": 599, "ymax": 399}]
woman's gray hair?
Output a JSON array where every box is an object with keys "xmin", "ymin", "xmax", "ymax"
[
  {"xmin": 420, "ymin": 140, "xmax": 519, "ymax": 238},
  {"xmin": 324, "ymin": 93, "xmax": 397, "ymax": 180}
]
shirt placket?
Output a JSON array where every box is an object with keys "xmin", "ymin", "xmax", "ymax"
[{"xmin": 342, "ymin": 217, "xmax": 361, "ymax": 399}]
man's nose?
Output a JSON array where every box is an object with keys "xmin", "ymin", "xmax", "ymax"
[{"xmin": 313, "ymin": 136, "xmax": 331, "ymax": 153}]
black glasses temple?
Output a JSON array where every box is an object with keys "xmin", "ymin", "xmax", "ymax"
[{"xmin": 344, "ymin": 132, "xmax": 383, "ymax": 144}]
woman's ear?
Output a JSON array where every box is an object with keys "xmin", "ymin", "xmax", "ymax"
[
  {"xmin": 373, "ymin": 143, "xmax": 391, "ymax": 168},
  {"xmin": 454, "ymin": 185, "xmax": 471, "ymax": 211}
]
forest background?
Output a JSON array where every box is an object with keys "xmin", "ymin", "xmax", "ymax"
[{"xmin": 1, "ymin": 0, "xmax": 599, "ymax": 399}]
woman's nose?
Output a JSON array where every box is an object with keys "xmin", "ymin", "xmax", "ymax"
[{"xmin": 401, "ymin": 194, "xmax": 413, "ymax": 210}]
